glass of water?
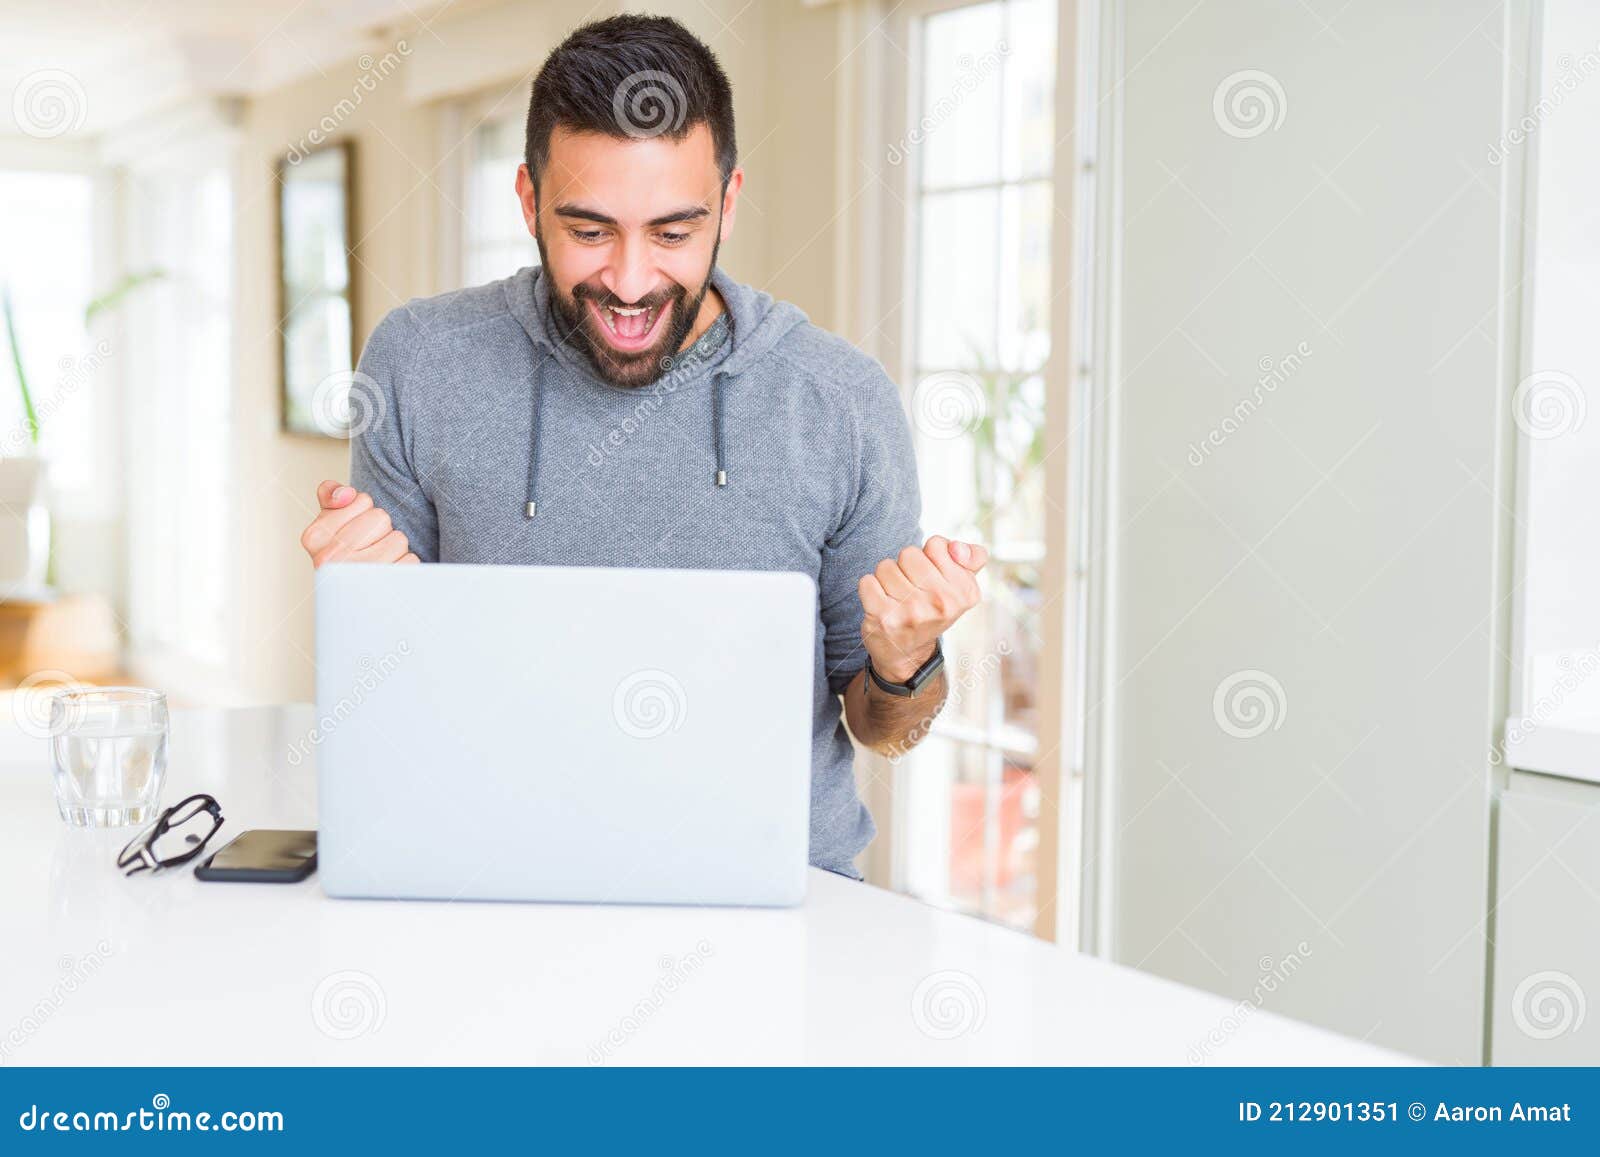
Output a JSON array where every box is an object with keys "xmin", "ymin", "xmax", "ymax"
[{"xmin": 49, "ymin": 687, "xmax": 169, "ymax": 827}]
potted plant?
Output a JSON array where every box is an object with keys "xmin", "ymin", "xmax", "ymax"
[
  {"xmin": 0, "ymin": 286, "xmax": 48, "ymax": 593},
  {"xmin": 0, "ymin": 271, "xmax": 164, "ymax": 593}
]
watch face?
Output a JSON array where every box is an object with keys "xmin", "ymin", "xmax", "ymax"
[
  {"xmin": 909, "ymin": 643, "xmax": 945, "ymax": 689},
  {"xmin": 872, "ymin": 642, "xmax": 943, "ymax": 696}
]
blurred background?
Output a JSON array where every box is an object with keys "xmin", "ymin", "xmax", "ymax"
[{"xmin": 1, "ymin": 0, "xmax": 1597, "ymax": 1065}]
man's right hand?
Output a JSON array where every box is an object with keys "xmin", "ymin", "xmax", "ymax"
[{"xmin": 300, "ymin": 480, "xmax": 420, "ymax": 569}]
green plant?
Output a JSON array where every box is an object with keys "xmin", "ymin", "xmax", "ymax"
[
  {"xmin": 0, "ymin": 269, "xmax": 167, "ymax": 452},
  {"xmin": 959, "ymin": 345, "xmax": 1048, "ymax": 538},
  {"xmin": 1, "ymin": 268, "xmax": 166, "ymax": 588},
  {"xmin": 0, "ymin": 286, "xmax": 39, "ymax": 447},
  {"xmin": 84, "ymin": 269, "xmax": 166, "ymax": 325}
]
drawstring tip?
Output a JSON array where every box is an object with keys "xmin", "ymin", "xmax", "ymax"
[
  {"xmin": 524, "ymin": 501, "xmax": 537, "ymax": 519},
  {"xmin": 715, "ymin": 470, "xmax": 727, "ymax": 487}
]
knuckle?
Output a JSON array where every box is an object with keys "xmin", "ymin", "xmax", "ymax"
[{"xmin": 898, "ymin": 546, "xmax": 921, "ymax": 569}]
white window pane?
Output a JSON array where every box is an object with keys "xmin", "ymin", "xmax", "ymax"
[
  {"xmin": 463, "ymin": 112, "xmax": 538, "ymax": 285},
  {"xmin": 902, "ymin": 733, "xmax": 1039, "ymax": 931},
  {"xmin": 997, "ymin": 181, "xmax": 1052, "ymax": 371},
  {"xmin": 917, "ymin": 188, "xmax": 999, "ymax": 367},
  {"xmin": 992, "ymin": 373, "xmax": 1047, "ymax": 549},
  {"xmin": 918, "ymin": 1, "xmax": 1005, "ymax": 189},
  {"xmin": 1002, "ymin": 0, "xmax": 1057, "ymax": 180},
  {"xmin": 0, "ymin": 172, "xmax": 93, "ymax": 457},
  {"xmin": 1518, "ymin": 1, "xmax": 1600, "ymax": 737},
  {"xmin": 124, "ymin": 166, "xmax": 232, "ymax": 665},
  {"xmin": 914, "ymin": 398, "xmax": 981, "ymax": 531},
  {"xmin": 942, "ymin": 593, "xmax": 1000, "ymax": 732}
]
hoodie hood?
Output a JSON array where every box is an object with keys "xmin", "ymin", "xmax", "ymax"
[{"xmin": 504, "ymin": 265, "xmax": 807, "ymax": 517}]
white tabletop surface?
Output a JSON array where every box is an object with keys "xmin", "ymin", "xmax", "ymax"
[{"xmin": 0, "ymin": 705, "xmax": 1413, "ymax": 1066}]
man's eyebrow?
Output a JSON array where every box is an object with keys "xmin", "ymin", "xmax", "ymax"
[{"xmin": 552, "ymin": 203, "xmax": 711, "ymax": 227}]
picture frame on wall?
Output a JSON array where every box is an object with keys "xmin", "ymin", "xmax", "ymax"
[{"xmin": 277, "ymin": 139, "xmax": 358, "ymax": 438}]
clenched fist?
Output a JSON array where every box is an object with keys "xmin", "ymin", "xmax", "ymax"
[
  {"xmin": 858, "ymin": 535, "xmax": 988, "ymax": 682},
  {"xmin": 299, "ymin": 480, "xmax": 419, "ymax": 569}
]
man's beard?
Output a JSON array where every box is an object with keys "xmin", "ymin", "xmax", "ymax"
[{"xmin": 537, "ymin": 230, "xmax": 721, "ymax": 390}]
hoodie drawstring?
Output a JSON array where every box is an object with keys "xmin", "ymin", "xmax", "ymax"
[
  {"xmin": 712, "ymin": 370, "xmax": 728, "ymax": 488},
  {"xmin": 524, "ymin": 368, "xmax": 729, "ymax": 520},
  {"xmin": 524, "ymin": 372, "xmax": 543, "ymax": 519}
]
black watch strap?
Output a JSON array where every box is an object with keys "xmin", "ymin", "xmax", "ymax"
[{"xmin": 865, "ymin": 640, "xmax": 945, "ymax": 697}]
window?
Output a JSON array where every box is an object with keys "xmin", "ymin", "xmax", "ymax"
[
  {"xmin": 124, "ymin": 166, "xmax": 232, "ymax": 669},
  {"xmin": 1506, "ymin": 0, "xmax": 1600, "ymax": 783},
  {"xmin": 896, "ymin": 0, "xmax": 1058, "ymax": 932},
  {"xmin": 0, "ymin": 170, "xmax": 95, "ymax": 497},
  {"xmin": 444, "ymin": 98, "xmax": 537, "ymax": 294}
]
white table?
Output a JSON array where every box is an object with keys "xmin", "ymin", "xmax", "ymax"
[{"xmin": 0, "ymin": 706, "xmax": 1413, "ymax": 1066}]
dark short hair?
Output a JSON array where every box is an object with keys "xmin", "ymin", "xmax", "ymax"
[{"xmin": 524, "ymin": 14, "xmax": 737, "ymax": 199}]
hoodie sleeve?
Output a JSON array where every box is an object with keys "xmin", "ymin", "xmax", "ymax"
[
  {"xmin": 818, "ymin": 362, "xmax": 925, "ymax": 696},
  {"xmin": 348, "ymin": 308, "xmax": 440, "ymax": 562}
]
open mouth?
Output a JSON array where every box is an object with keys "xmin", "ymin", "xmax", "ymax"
[{"xmin": 587, "ymin": 298, "xmax": 671, "ymax": 353}]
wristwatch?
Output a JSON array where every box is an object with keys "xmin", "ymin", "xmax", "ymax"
[{"xmin": 864, "ymin": 640, "xmax": 945, "ymax": 698}]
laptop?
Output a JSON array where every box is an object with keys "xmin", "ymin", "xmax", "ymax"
[{"xmin": 313, "ymin": 563, "xmax": 814, "ymax": 907}]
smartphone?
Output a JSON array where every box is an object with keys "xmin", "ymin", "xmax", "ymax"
[{"xmin": 194, "ymin": 829, "xmax": 317, "ymax": 883}]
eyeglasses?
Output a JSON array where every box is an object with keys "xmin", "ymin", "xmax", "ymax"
[{"xmin": 116, "ymin": 793, "xmax": 225, "ymax": 876}]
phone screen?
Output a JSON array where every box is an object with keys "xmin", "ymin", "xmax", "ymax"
[{"xmin": 206, "ymin": 829, "xmax": 317, "ymax": 871}]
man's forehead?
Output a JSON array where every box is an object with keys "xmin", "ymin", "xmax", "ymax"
[{"xmin": 542, "ymin": 123, "xmax": 719, "ymax": 206}]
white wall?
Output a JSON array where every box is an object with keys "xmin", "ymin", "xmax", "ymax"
[{"xmin": 1093, "ymin": 0, "xmax": 1526, "ymax": 1062}]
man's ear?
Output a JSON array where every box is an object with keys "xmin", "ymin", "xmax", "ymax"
[
  {"xmin": 718, "ymin": 167, "xmax": 744, "ymax": 242},
  {"xmin": 516, "ymin": 164, "xmax": 539, "ymax": 236}
]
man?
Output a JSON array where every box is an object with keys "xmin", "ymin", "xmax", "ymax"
[{"xmin": 298, "ymin": 14, "xmax": 987, "ymax": 879}]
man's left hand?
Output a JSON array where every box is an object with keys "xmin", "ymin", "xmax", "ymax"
[{"xmin": 858, "ymin": 535, "xmax": 989, "ymax": 683}]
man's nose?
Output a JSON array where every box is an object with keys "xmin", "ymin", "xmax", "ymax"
[{"xmin": 602, "ymin": 236, "xmax": 657, "ymax": 305}]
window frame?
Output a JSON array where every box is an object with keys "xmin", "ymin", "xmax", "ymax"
[{"xmin": 863, "ymin": 0, "xmax": 1086, "ymax": 943}]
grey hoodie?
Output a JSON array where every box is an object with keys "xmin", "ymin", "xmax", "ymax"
[{"xmin": 349, "ymin": 265, "xmax": 924, "ymax": 877}]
